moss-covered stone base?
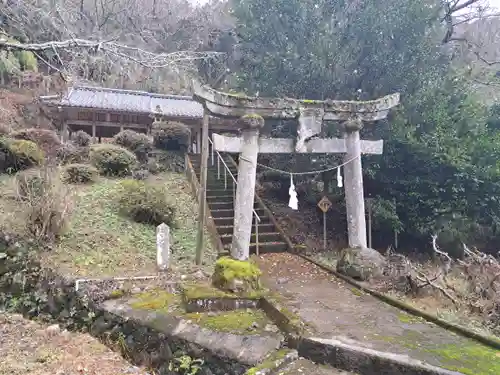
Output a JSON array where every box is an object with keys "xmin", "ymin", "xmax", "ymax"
[
  {"xmin": 183, "ymin": 309, "xmax": 273, "ymax": 335},
  {"xmin": 212, "ymin": 257, "xmax": 263, "ymax": 294}
]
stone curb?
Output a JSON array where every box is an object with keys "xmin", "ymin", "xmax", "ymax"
[
  {"xmin": 298, "ymin": 254, "xmax": 500, "ymax": 351},
  {"xmin": 298, "ymin": 337, "xmax": 463, "ymax": 375}
]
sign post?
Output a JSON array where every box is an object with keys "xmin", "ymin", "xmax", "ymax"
[{"xmin": 317, "ymin": 196, "xmax": 332, "ymax": 251}]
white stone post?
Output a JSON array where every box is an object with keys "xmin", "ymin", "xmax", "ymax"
[{"xmin": 156, "ymin": 223, "xmax": 171, "ymax": 271}]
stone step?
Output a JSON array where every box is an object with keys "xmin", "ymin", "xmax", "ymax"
[
  {"xmin": 204, "ymin": 181, "xmax": 238, "ymax": 191},
  {"xmin": 207, "ymin": 194, "xmax": 234, "ymax": 202},
  {"xmin": 206, "ymin": 189, "xmax": 238, "ymax": 197},
  {"xmin": 209, "ymin": 201, "xmax": 260, "ymax": 210},
  {"xmin": 213, "ymin": 216, "xmax": 271, "ymax": 226},
  {"xmin": 220, "ymin": 232, "xmax": 283, "ymax": 245},
  {"xmin": 216, "ymin": 223, "xmax": 276, "ymax": 235},
  {"xmin": 195, "ymin": 171, "xmax": 239, "ymax": 180},
  {"xmin": 196, "ymin": 172, "xmax": 239, "ymax": 181},
  {"xmin": 222, "ymin": 241, "xmax": 289, "ymax": 254},
  {"xmin": 211, "ymin": 208, "xmax": 266, "ymax": 219}
]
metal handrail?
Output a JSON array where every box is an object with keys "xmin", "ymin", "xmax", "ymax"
[{"xmin": 207, "ymin": 136, "xmax": 261, "ymax": 254}]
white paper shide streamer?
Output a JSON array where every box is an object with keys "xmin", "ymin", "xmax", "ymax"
[
  {"xmin": 288, "ymin": 174, "xmax": 298, "ymax": 210},
  {"xmin": 337, "ymin": 166, "xmax": 343, "ymax": 188}
]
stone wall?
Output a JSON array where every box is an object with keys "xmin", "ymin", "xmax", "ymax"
[{"xmin": 0, "ymin": 234, "xmax": 248, "ymax": 375}]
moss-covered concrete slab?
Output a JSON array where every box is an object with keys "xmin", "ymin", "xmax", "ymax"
[
  {"xmin": 101, "ymin": 298, "xmax": 284, "ymax": 366},
  {"xmin": 257, "ymin": 253, "xmax": 500, "ymax": 375}
]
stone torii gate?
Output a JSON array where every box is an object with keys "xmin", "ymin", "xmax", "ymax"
[{"xmin": 192, "ymin": 81, "xmax": 400, "ymax": 261}]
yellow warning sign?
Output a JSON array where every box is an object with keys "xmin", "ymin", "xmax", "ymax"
[{"xmin": 317, "ymin": 196, "xmax": 332, "ymax": 213}]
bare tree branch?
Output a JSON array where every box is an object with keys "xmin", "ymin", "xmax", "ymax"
[{"xmin": 0, "ymin": 37, "xmax": 222, "ymax": 69}]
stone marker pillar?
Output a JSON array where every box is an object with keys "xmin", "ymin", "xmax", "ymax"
[
  {"xmin": 156, "ymin": 222, "xmax": 171, "ymax": 271},
  {"xmin": 231, "ymin": 114, "xmax": 265, "ymax": 260},
  {"xmin": 343, "ymin": 118, "xmax": 368, "ymax": 248}
]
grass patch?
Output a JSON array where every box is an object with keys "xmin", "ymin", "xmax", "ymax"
[
  {"xmin": 38, "ymin": 171, "xmax": 215, "ymax": 277},
  {"xmin": 183, "ymin": 309, "xmax": 271, "ymax": 334}
]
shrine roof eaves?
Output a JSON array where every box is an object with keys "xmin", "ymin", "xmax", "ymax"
[{"xmin": 42, "ymin": 85, "xmax": 204, "ymax": 118}]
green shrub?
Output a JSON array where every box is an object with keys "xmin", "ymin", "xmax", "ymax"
[
  {"xmin": 152, "ymin": 121, "xmax": 190, "ymax": 151},
  {"xmin": 9, "ymin": 139, "xmax": 45, "ymax": 168},
  {"xmin": 131, "ymin": 168, "xmax": 150, "ymax": 180},
  {"xmin": 16, "ymin": 167, "xmax": 73, "ymax": 241},
  {"xmin": 89, "ymin": 144, "xmax": 137, "ymax": 176},
  {"xmin": 62, "ymin": 163, "xmax": 98, "ymax": 184},
  {"xmin": 156, "ymin": 150, "xmax": 185, "ymax": 173},
  {"xmin": 112, "ymin": 130, "xmax": 152, "ymax": 162},
  {"xmin": 56, "ymin": 143, "xmax": 89, "ymax": 164},
  {"xmin": 0, "ymin": 137, "xmax": 44, "ymax": 172},
  {"xmin": 73, "ymin": 130, "xmax": 92, "ymax": 147},
  {"xmin": 10, "ymin": 128, "xmax": 61, "ymax": 157},
  {"xmin": 0, "ymin": 137, "xmax": 11, "ymax": 172},
  {"xmin": 145, "ymin": 159, "xmax": 165, "ymax": 175},
  {"xmin": 116, "ymin": 179, "xmax": 176, "ymax": 226}
]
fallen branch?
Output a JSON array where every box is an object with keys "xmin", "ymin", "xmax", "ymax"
[
  {"xmin": 410, "ymin": 264, "xmax": 459, "ymax": 306},
  {"xmin": 0, "ymin": 38, "xmax": 224, "ymax": 69}
]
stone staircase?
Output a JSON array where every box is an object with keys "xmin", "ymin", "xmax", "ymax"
[{"xmin": 188, "ymin": 150, "xmax": 289, "ymax": 255}]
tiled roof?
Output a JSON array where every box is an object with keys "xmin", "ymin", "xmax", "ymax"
[{"xmin": 56, "ymin": 86, "xmax": 204, "ymax": 118}]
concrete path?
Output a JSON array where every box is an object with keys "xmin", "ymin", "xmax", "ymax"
[{"xmin": 256, "ymin": 253, "xmax": 500, "ymax": 375}]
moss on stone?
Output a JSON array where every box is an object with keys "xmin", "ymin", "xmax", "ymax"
[
  {"xmin": 107, "ymin": 289, "xmax": 126, "ymax": 299},
  {"xmin": 265, "ymin": 294, "xmax": 310, "ymax": 334},
  {"xmin": 237, "ymin": 114, "xmax": 265, "ymax": 130},
  {"xmin": 182, "ymin": 283, "xmax": 232, "ymax": 300},
  {"xmin": 182, "ymin": 282, "xmax": 266, "ymax": 301},
  {"xmin": 245, "ymin": 349, "xmax": 292, "ymax": 375},
  {"xmin": 227, "ymin": 91, "xmax": 250, "ymax": 98},
  {"xmin": 242, "ymin": 114, "xmax": 263, "ymax": 119},
  {"xmin": 350, "ymin": 287, "xmax": 364, "ymax": 297},
  {"xmin": 428, "ymin": 343, "xmax": 500, "ymax": 375},
  {"xmin": 372, "ymin": 331, "xmax": 500, "ymax": 374},
  {"xmin": 300, "ymin": 99, "xmax": 322, "ymax": 105},
  {"xmin": 212, "ymin": 257, "xmax": 262, "ymax": 293},
  {"xmin": 397, "ymin": 312, "xmax": 424, "ymax": 324},
  {"xmin": 183, "ymin": 309, "xmax": 271, "ymax": 334},
  {"xmin": 129, "ymin": 289, "xmax": 178, "ymax": 313}
]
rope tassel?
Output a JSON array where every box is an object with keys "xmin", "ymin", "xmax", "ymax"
[
  {"xmin": 288, "ymin": 174, "xmax": 298, "ymax": 210},
  {"xmin": 337, "ymin": 166, "xmax": 343, "ymax": 188}
]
